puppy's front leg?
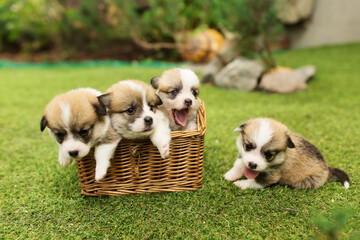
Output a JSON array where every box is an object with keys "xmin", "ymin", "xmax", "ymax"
[
  {"xmin": 234, "ymin": 171, "xmax": 281, "ymax": 190},
  {"xmin": 150, "ymin": 122, "xmax": 171, "ymax": 159},
  {"xmin": 58, "ymin": 151, "xmax": 73, "ymax": 167},
  {"xmin": 187, "ymin": 118, "xmax": 198, "ymax": 131},
  {"xmin": 234, "ymin": 179, "xmax": 264, "ymax": 190},
  {"xmin": 224, "ymin": 158, "xmax": 244, "ymax": 181},
  {"xmin": 94, "ymin": 138, "xmax": 121, "ymax": 181}
]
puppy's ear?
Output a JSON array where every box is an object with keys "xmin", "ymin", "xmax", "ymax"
[
  {"xmin": 40, "ymin": 115, "xmax": 47, "ymax": 132},
  {"xmin": 234, "ymin": 122, "xmax": 247, "ymax": 133},
  {"xmin": 287, "ymin": 135, "xmax": 295, "ymax": 148},
  {"xmin": 97, "ymin": 94, "xmax": 111, "ymax": 108},
  {"xmin": 150, "ymin": 76, "xmax": 160, "ymax": 89},
  {"xmin": 156, "ymin": 94, "xmax": 163, "ymax": 106},
  {"xmin": 92, "ymin": 102, "xmax": 107, "ymax": 116}
]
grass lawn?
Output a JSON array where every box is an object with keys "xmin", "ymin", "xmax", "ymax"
[{"xmin": 1, "ymin": 43, "xmax": 360, "ymax": 239}]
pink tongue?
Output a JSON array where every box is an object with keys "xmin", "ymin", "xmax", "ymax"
[
  {"xmin": 244, "ymin": 168, "xmax": 259, "ymax": 179},
  {"xmin": 174, "ymin": 109, "xmax": 188, "ymax": 126}
]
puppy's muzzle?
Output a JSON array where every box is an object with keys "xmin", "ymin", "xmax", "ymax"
[{"xmin": 184, "ymin": 98, "xmax": 192, "ymax": 107}]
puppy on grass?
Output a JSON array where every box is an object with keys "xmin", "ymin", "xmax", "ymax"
[
  {"xmin": 96, "ymin": 80, "xmax": 171, "ymax": 180},
  {"xmin": 151, "ymin": 68, "xmax": 200, "ymax": 131},
  {"xmin": 224, "ymin": 118, "xmax": 350, "ymax": 190},
  {"xmin": 40, "ymin": 88, "xmax": 114, "ymax": 168}
]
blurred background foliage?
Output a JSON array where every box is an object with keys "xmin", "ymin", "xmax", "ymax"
[{"xmin": 0, "ymin": 0, "xmax": 284, "ymax": 62}]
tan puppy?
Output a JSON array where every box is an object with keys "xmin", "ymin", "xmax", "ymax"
[
  {"xmin": 40, "ymin": 88, "xmax": 114, "ymax": 168},
  {"xmin": 97, "ymin": 80, "xmax": 171, "ymax": 180},
  {"xmin": 151, "ymin": 68, "xmax": 200, "ymax": 131},
  {"xmin": 224, "ymin": 118, "xmax": 350, "ymax": 190}
]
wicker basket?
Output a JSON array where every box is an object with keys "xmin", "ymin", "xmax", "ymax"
[{"xmin": 76, "ymin": 100, "xmax": 206, "ymax": 196}]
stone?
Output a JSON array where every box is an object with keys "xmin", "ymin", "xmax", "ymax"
[
  {"xmin": 202, "ymin": 57, "xmax": 224, "ymax": 84},
  {"xmin": 201, "ymin": 41, "xmax": 237, "ymax": 84},
  {"xmin": 213, "ymin": 58, "xmax": 264, "ymax": 91},
  {"xmin": 275, "ymin": 0, "xmax": 315, "ymax": 24},
  {"xmin": 294, "ymin": 65, "xmax": 316, "ymax": 82},
  {"xmin": 259, "ymin": 67, "xmax": 313, "ymax": 94}
]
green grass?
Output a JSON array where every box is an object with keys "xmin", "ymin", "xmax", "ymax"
[{"xmin": 1, "ymin": 43, "xmax": 360, "ymax": 239}]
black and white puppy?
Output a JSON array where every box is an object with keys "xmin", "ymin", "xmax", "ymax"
[
  {"xmin": 151, "ymin": 68, "xmax": 200, "ymax": 131},
  {"xmin": 97, "ymin": 80, "xmax": 171, "ymax": 180},
  {"xmin": 40, "ymin": 88, "xmax": 116, "ymax": 170},
  {"xmin": 224, "ymin": 118, "xmax": 350, "ymax": 190}
]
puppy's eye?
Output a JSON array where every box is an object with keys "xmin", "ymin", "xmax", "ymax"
[
  {"xmin": 79, "ymin": 129, "xmax": 89, "ymax": 137},
  {"xmin": 55, "ymin": 132, "xmax": 66, "ymax": 141},
  {"xmin": 149, "ymin": 105, "xmax": 154, "ymax": 112},
  {"xmin": 192, "ymin": 89, "xmax": 198, "ymax": 97},
  {"xmin": 264, "ymin": 151, "xmax": 275, "ymax": 161},
  {"xmin": 171, "ymin": 89, "xmax": 179, "ymax": 96},
  {"xmin": 127, "ymin": 107, "xmax": 135, "ymax": 115},
  {"xmin": 245, "ymin": 143, "xmax": 253, "ymax": 151}
]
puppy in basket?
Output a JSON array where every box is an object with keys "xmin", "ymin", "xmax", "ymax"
[
  {"xmin": 96, "ymin": 80, "xmax": 171, "ymax": 180},
  {"xmin": 40, "ymin": 88, "xmax": 117, "ymax": 170},
  {"xmin": 150, "ymin": 68, "xmax": 200, "ymax": 131},
  {"xmin": 224, "ymin": 118, "xmax": 350, "ymax": 190}
]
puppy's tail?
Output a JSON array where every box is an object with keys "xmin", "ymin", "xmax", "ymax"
[{"xmin": 328, "ymin": 167, "xmax": 350, "ymax": 189}]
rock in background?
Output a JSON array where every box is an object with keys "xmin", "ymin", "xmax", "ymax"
[
  {"xmin": 274, "ymin": 0, "xmax": 315, "ymax": 24},
  {"xmin": 213, "ymin": 58, "xmax": 265, "ymax": 91},
  {"xmin": 258, "ymin": 65, "xmax": 316, "ymax": 93},
  {"xmin": 201, "ymin": 55, "xmax": 316, "ymax": 94}
]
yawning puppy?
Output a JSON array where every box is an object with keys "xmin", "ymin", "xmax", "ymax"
[
  {"xmin": 40, "ymin": 88, "xmax": 114, "ymax": 168},
  {"xmin": 150, "ymin": 68, "xmax": 200, "ymax": 131},
  {"xmin": 224, "ymin": 118, "xmax": 350, "ymax": 190},
  {"xmin": 97, "ymin": 80, "xmax": 171, "ymax": 180}
]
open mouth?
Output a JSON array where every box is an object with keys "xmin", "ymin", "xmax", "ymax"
[
  {"xmin": 172, "ymin": 108, "xmax": 189, "ymax": 126},
  {"xmin": 244, "ymin": 167, "xmax": 259, "ymax": 179}
]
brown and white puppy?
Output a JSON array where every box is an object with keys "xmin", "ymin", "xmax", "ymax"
[
  {"xmin": 40, "ymin": 88, "xmax": 115, "ymax": 169},
  {"xmin": 151, "ymin": 68, "xmax": 200, "ymax": 131},
  {"xmin": 224, "ymin": 118, "xmax": 350, "ymax": 190},
  {"xmin": 97, "ymin": 80, "xmax": 171, "ymax": 180}
]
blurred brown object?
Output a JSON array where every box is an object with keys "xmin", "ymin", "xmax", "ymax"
[{"xmin": 179, "ymin": 29, "xmax": 225, "ymax": 63}]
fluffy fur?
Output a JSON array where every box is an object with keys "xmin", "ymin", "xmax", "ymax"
[
  {"xmin": 151, "ymin": 68, "xmax": 200, "ymax": 131},
  {"xmin": 40, "ymin": 88, "xmax": 117, "ymax": 171},
  {"xmin": 224, "ymin": 118, "xmax": 350, "ymax": 190},
  {"xmin": 97, "ymin": 80, "xmax": 171, "ymax": 180}
]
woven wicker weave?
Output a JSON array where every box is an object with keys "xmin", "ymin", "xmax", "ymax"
[{"xmin": 76, "ymin": 100, "xmax": 206, "ymax": 196}]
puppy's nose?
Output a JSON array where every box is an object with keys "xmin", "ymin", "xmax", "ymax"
[
  {"xmin": 69, "ymin": 150, "xmax": 79, "ymax": 158},
  {"xmin": 144, "ymin": 116, "xmax": 153, "ymax": 126},
  {"xmin": 184, "ymin": 98, "xmax": 192, "ymax": 107},
  {"xmin": 248, "ymin": 162, "xmax": 257, "ymax": 170}
]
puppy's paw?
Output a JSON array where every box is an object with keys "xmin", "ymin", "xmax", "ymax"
[
  {"xmin": 95, "ymin": 168, "xmax": 108, "ymax": 181},
  {"xmin": 234, "ymin": 179, "xmax": 263, "ymax": 190},
  {"xmin": 58, "ymin": 155, "xmax": 73, "ymax": 167},
  {"xmin": 159, "ymin": 143, "xmax": 170, "ymax": 159},
  {"xmin": 187, "ymin": 122, "xmax": 197, "ymax": 131},
  {"xmin": 224, "ymin": 168, "xmax": 242, "ymax": 182}
]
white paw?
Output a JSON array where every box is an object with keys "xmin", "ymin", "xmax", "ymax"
[
  {"xmin": 160, "ymin": 143, "xmax": 170, "ymax": 159},
  {"xmin": 234, "ymin": 179, "xmax": 263, "ymax": 190},
  {"xmin": 187, "ymin": 122, "xmax": 197, "ymax": 130},
  {"xmin": 58, "ymin": 154, "xmax": 72, "ymax": 167},
  {"xmin": 224, "ymin": 168, "xmax": 242, "ymax": 182},
  {"xmin": 95, "ymin": 167, "xmax": 108, "ymax": 181}
]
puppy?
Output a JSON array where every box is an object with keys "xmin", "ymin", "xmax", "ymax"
[
  {"xmin": 40, "ymin": 88, "xmax": 118, "ymax": 170},
  {"xmin": 97, "ymin": 80, "xmax": 171, "ymax": 180},
  {"xmin": 224, "ymin": 118, "xmax": 350, "ymax": 190},
  {"xmin": 150, "ymin": 68, "xmax": 200, "ymax": 131}
]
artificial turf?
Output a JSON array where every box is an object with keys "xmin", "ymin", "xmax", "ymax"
[{"xmin": 0, "ymin": 43, "xmax": 359, "ymax": 239}]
